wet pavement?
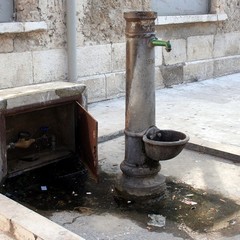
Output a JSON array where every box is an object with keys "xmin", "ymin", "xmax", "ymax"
[{"xmin": 1, "ymin": 136, "xmax": 240, "ymax": 240}]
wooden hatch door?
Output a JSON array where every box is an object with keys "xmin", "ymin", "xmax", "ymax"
[{"xmin": 76, "ymin": 102, "xmax": 98, "ymax": 181}]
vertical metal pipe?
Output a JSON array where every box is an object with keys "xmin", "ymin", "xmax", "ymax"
[
  {"xmin": 66, "ymin": 0, "xmax": 77, "ymax": 82},
  {"xmin": 122, "ymin": 12, "xmax": 157, "ymax": 168},
  {"xmin": 125, "ymin": 11, "xmax": 156, "ymax": 133}
]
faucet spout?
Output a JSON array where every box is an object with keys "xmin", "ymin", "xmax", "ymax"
[{"xmin": 149, "ymin": 38, "xmax": 171, "ymax": 52}]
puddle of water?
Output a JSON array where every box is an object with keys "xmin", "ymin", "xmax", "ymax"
[
  {"xmin": 0, "ymin": 157, "xmax": 88, "ymax": 210},
  {"xmin": 0, "ymin": 161, "xmax": 239, "ymax": 235}
]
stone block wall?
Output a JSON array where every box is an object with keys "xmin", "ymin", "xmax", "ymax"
[
  {"xmin": 154, "ymin": 0, "xmax": 240, "ymax": 89},
  {"xmin": 0, "ymin": 0, "xmax": 240, "ymax": 103},
  {"xmin": 155, "ymin": 29, "xmax": 240, "ymax": 87}
]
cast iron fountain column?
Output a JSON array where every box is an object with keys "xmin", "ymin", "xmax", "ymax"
[{"xmin": 115, "ymin": 11, "xmax": 173, "ymax": 200}]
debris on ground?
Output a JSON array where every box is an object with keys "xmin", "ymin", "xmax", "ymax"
[
  {"xmin": 41, "ymin": 186, "xmax": 47, "ymax": 191},
  {"xmin": 1, "ymin": 170, "xmax": 240, "ymax": 235},
  {"xmin": 147, "ymin": 214, "xmax": 166, "ymax": 228},
  {"xmin": 228, "ymin": 219, "xmax": 237, "ymax": 226},
  {"xmin": 180, "ymin": 198, "xmax": 198, "ymax": 205},
  {"xmin": 74, "ymin": 207, "xmax": 94, "ymax": 216}
]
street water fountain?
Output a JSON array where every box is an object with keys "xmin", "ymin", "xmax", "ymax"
[
  {"xmin": 1, "ymin": 12, "xmax": 240, "ymax": 238},
  {"xmin": 115, "ymin": 11, "xmax": 189, "ymax": 202}
]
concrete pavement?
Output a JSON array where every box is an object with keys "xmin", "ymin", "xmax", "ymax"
[
  {"xmin": 0, "ymin": 73, "xmax": 240, "ymax": 239},
  {"xmin": 89, "ymin": 73, "xmax": 240, "ymax": 162}
]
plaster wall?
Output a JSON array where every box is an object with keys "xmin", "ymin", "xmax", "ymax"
[{"xmin": 0, "ymin": 0, "xmax": 239, "ymax": 102}]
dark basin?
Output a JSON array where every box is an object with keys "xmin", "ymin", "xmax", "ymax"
[{"xmin": 143, "ymin": 127, "xmax": 189, "ymax": 161}]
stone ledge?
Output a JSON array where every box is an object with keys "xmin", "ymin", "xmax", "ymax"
[
  {"xmin": 0, "ymin": 82, "xmax": 86, "ymax": 110},
  {"xmin": 0, "ymin": 21, "xmax": 47, "ymax": 34},
  {"xmin": 156, "ymin": 13, "xmax": 228, "ymax": 25},
  {"xmin": 186, "ymin": 136, "xmax": 240, "ymax": 163},
  {"xmin": 0, "ymin": 194, "xmax": 85, "ymax": 240}
]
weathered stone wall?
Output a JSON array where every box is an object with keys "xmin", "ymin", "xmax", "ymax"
[
  {"xmin": 0, "ymin": 0, "xmax": 150, "ymax": 101},
  {"xmin": 75, "ymin": 0, "xmax": 151, "ymax": 102},
  {"xmin": 78, "ymin": 0, "xmax": 150, "ymax": 45},
  {"xmin": 153, "ymin": 0, "xmax": 240, "ymax": 88},
  {"xmin": 221, "ymin": 0, "xmax": 240, "ymax": 33},
  {"xmin": 0, "ymin": 0, "xmax": 240, "ymax": 103},
  {"xmin": 15, "ymin": 0, "xmax": 66, "ymax": 51}
]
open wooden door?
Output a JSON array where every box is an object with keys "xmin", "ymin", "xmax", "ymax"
[{"xmin": 75, "ymin": 102, "xmax": 98, "ymax": 181}]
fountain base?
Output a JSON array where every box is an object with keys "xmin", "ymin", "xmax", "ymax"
[
  {"xmin": 115, "ymin": 173, "xmax": 166, "ymax": 201},
  {"xmin": 115, "ymin": 126, "xmax": 189, "ymax": 201}
]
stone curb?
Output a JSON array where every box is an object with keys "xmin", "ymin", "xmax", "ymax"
[
  {"xmin": 186, "ymin": 136, "xmax": 240, "ymax": 163},
  {"xmin": 0, "ymin": 194, "xmax": 85, "ymax": 240},
  {"xmin": 98, "ymin": 131, "xmax": 240, "ymax": 163},
  {"xmin": 98, "ymin": 130, "xmax": 124, "ymax": 143}
]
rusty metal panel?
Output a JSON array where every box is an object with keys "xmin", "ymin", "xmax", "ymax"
[
  {"xmin": 76, "ymin": 102, "xmax": 98, "ymax": 181},
  {"xmin": 0, "ymin": 113, "xmax": 7, "ymax": 179}
]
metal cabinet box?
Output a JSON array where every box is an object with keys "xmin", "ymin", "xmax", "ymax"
[{"xmin": 0, "ymin": 98, "xmax": 98, "ymax": 182}]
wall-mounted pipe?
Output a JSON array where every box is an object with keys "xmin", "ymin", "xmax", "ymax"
[{"xmin": 66, "ymin": 0, "xmax": 77, "ymax": 82}]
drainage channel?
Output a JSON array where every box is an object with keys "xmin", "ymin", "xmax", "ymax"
[{"xmin": 0, "ymin": 158, "xmax": 239, "ymax": 239}]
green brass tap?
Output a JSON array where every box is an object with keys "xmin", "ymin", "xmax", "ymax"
[{"xmin": 149, "ymin": 38, "xmax": 171, "ymax": 52}]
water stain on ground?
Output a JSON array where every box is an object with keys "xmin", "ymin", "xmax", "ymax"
[{"xmin": 0, "ymin": 159, "xmax": 239, "ymax": 238}]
